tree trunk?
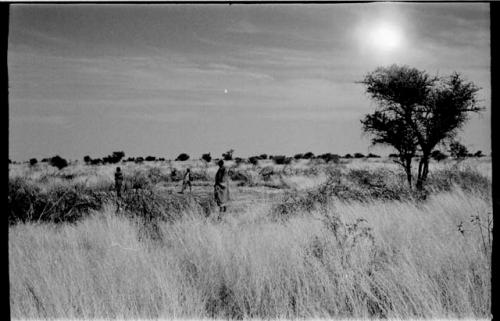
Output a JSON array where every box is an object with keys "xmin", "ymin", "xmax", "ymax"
[
  {"xmin": 416, "ymin": 155, "xmax": 430, "ymax": 190},
  {"xmin": 405, "ymin": 157, "xmax": 412, "ymax": 188}
]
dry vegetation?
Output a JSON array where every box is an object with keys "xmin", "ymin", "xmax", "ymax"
[{"xmin": 8, "ymin": 157, "xmax": 492, "ymax": 319}]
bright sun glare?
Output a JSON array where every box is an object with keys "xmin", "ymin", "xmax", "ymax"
[{"xmin": 368, "ymin": 23, "xmax": 403, "ymax": 52}]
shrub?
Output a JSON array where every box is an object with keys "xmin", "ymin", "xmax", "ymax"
[
  {"xmin": 388, "ymin": 153, "xmax": 399, "ymax": 158},
  {"xmin": 367, "ymin": 153, "xmax": 381, "ymax": 158},
  {"xmin": 158, "ymin": 157, "xmax": 165, "ymax": 161},
  {"xmin": 29, "ymin": 158, "xmax": 37, "ymax": 166},
  {"xmin": 235, "ymin": 157, "xmax": 244, "ymax": 165},
  {"xmin": 474, "ymin": 150, "xmax": 484, "ymax": 158},
  {"xmin": 126, "ymin": 157, "xmax": 135, "ymax": 162},
  {"xmin": 8, "ymin": 178, "xmax": 107, "ymax": 224},
  {"xmin": 354, "ymin": 153, "xmax": 365, "ymax": 158},
  {"xmin": 303, "ymin": 152, "xmax": 314, "ymax": 159},
  {"xmin": 176, "ymin": 153, "xmax": 190, "ymax": 161},
  {"xmin": 103, "ymin": 151, "xmax": 125, "ymax": 164},
  {"xmin": 201, "ymin": 153, "xmax": 212, "ymax": 163},
  {"xmin": 343, "ymin": 154, "xmax": 353, "ymax": 159},
  {"xmin": 222, "ymin": 149, "xmax": 234, "ymax": 161},
  {"xmin": 431, "ymin": 150, "xmax": 448, "ymax": 162},
  {"xmin": 249, "ymin": 156, "xmax": 259, "ymax": 166},
  {"xmin": 145, "ymin": 156, "xmax": 156, "ymax": 162},
  {"xmin": 449, "ymin": 141, "xmax": 468, "ymax": 159},
  {"xmin": 259, "ymin": 154, "xmax": 268, "ymax": 160},
  {"xmin": 135, "ymin": 157, "xmax": 144, "ymax": 163},
  {"xmin": 294, "ymin": 153, "xmax": 304, "ymax": 159},
  {"xmin": 90, "ymin": 158, "xmax": 102, "ymax": 165},
  {"xmin": 272, "ymin": 155, "xmax": 292, "ymax": 165},
  {"xmin": 318, "ymin": 153, "xmax": 340, "ymax": 163},
  {"xmin": 49, "ymin": 155, "xmax": 68, "ymax": 170},
  {"xmin": 83, "ymin": 155, "xmax": 91, "ymax": 164},
  {"xmin": 41, "ymin": 158, "xmax": 49, "ymax": 163}
]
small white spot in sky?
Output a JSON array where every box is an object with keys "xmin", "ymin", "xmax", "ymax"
[{"xmin": 224, "ymin": 89, "xmax": 228, "ymax": 94}]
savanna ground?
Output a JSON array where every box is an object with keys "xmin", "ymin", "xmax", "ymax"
[{"xmin": 8, "ymin": 156, "xmax": 492, "ymax": 319}]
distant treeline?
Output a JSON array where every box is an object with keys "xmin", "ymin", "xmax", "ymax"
[{"xmin": 11, "ymin": 145, "xmax": 486, "ymax": 169}]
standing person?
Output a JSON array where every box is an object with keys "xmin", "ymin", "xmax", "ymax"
[
  {"xmin": 114, "ymin": 167, "xmax": 124, "ymax": 198},
  {"xmin": 180, "ymin": 168, "xmax": 192, "ymax": 194},
  {"xmin": 214, "ymin": 160, "xmax": 230, "ymax": 214}
]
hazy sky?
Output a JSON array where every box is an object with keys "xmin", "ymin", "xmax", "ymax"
[{"xmin": 8, "ymin": 3, "xmax": 490, "ymax": 161}]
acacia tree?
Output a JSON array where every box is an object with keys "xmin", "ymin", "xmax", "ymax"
[{"xmin": 360, "ymin": 64, "xmax": 482, "ymax": 189}]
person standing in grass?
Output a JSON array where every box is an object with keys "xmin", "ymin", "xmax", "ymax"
[
  {"xmin": 214, "ymin": 160, "xmax": 230, "ymax": 214},
  {"xmin": 180, "ymin": 168, "xmax": 192, "ymax": 194},
  {"xmin": 114, "ymin": 167, "xmax": 123, "ymax": 198}
]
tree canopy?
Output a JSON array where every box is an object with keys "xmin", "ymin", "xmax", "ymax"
[{"xmin": 360, "ymin": 64, "xmax": 482, "ymax": 189}]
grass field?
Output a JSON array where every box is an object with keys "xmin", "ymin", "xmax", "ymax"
[{"xmin": 8, "ymin": 157, "xmax": 492, "ymax": 319}]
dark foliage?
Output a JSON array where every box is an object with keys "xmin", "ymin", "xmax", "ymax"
[
  {"xmin": 90, "ymin": 158, "xmax": 102, "ymax": 165},
  {"xmin": 29, "ymin": 158, "xmax": 37, "ymax": 166},
  {"xmin": 303, "ymin": 152, "xmax": 315, "ymax": 159},
  {"xmin": 367, "ymin": 153, "xmax": 381, "ymax": 158},
  {"xmin": 222, "ymin": 149, "xmax": 234, "ymax": 161},
  {"xmin": 83, "ymin": 155, "xmax": 91, "ymax": 164},
  {"xmin": 449, "ymin": 141, "xmax": 469, "ymax": 159},
  {"xmin": 343, "ymin": 154, "xmax": 353, "ymax": 159},
  {"xmin": 431, "ymin": 150, "xmax": 448, "ymax": 162},
  {"xmin": 176, "ymin": 153, "xmax": 190, "ymax": 161},
  {"xmin": 354, "ymin": 153, "xmax": 365, "ymax": 158},
  {"xmin": 317, "ymin": 153, "xmax": 341, "ymax": 163},
  {"xmin": 248, "ymin": 156, "xmax": 259, "ymax": 166},
  {"xmin": 202, "ymin": 153, "xmax": 212, "ymax": 163},
  {"xmin": 49, "ymin": 155, "xmax": 68, "ymax": 170},
  {"xmin": 145, "ymin": 156, "xmax": 156, "ymax": 161},
  {"xmin": 272, "ymin": 155, "xmax": 292, "ymax": 165},
  {"xmin": 474, "ymin": 150, "xmax": 484, "ymax": 157}
]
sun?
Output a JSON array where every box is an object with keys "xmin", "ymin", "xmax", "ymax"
[{"xmin": 368, "ymin": 23, "xmax": 403, "ymax": 52}]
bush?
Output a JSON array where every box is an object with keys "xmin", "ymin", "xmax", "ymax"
[
  {"xmin": 145, "ymin": 156, "xmax": 156, "ymax": 162},
  {"xmin": 388, "ymin": 153, "xmax": 399, "ymax": 158},
  {"xmin": 49, "ymin": 155, "xmax": 68, "ymax": 170},
  {"xmin": 222, "ymin": 149, "xmax": 234, "ymax": 161},
  {"xmin": 235, "ymin": 157, "xmax": 244, "ymax": 165},
  {"xmin": 176, "ymin": 153, "xmax": 190, "ymax": 161},
  {"xmin": 474, "ymin": 150, "xmax": 484, "ymax": 158},
  {"xmin": 354, "ymin": 153, "xmax": 365, "ymax": 158},
  {"xmin": 90, "ymin": 158, "xmax": 102, "ymax": 165},
  {"xmin": 103, "ymin": 151, "xmax": 125, "ymax": 164},
  {"xmin": 259, "ymin": 154, "xmax": 268, "ymax": 160},
  {"xmin": 8, "ymin": 178, "xmax": 107, "ymax": 224},
  {"xmin": 449, "ymin": 141, "xmax": 468, "ymax": 159},
  {"xmin": 294, "ymin": 153, "xmax": 304, "ymax": 159},
  {"xmin": 126, "ymin": 157, "xmax": 135, "ymax": 162},
  {"xmin": 272, "ymin": 155, "xmax": 292, "ymax": 165},
  {"xmin": 135, "ymin": 157, "xmax": 144, "ymax": 163},
  {"xmin": 431, "ymin": 150, "xmax": 448, "ymax": 162},
  {"xmin": 201, "ymin": 153, "xmax": 212, "ymax": 163},
  {"xmin": 83, "ymin": 155, "xmax": 91, "ymax": 164},
  {"xmin": 343, "ymin": 154, "xmax": 352, "ymax": 159},
  {"xmin": 249, "ymin": 156, "xmax": 259, "ymax": 166},
  {"xmin": 367, "ymin": 153, "xmax": 381, "ymax": 158},
  {"xmin": 303, "ymin": 152, "xmax": 314, "ymax": 159},
  {"xmin": 158, "ymin": 157, "xmax": 165, "ymax": 161},
  {"xmin": 318, "ymin": 153, "xmax": 340, "ymax": 163},
  {"xmin": 29, "ymin": 158, "xmax": 37, "ymax": 166}
]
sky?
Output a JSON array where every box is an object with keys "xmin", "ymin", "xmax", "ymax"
[{"xmin": 8, "ymin": 3, "xmax": 490, "ymax": 161}]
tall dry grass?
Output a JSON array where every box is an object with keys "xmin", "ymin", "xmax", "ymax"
[{"xmin": 9, "ymin": 187, "xmax": 491, "ymax": 319}]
